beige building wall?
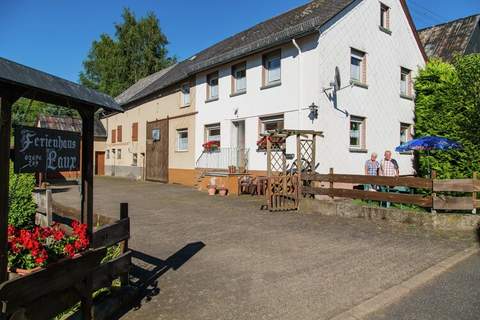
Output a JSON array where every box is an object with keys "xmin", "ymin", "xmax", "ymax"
[{"xmin": 100, "ymin": 79, "xmax": 196, "ymax": 182}]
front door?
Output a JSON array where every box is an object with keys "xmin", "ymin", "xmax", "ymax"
[
  {"xmin": 95, "ymin": 151, "xmax": 105, "ymax": 176},
  {"xmin": 146, "ymin": 119, "xmax": 169, "ymax": 182},
  {"xmin": 232, "ymin": 121, "xmax": 246, "ymax": 169}
]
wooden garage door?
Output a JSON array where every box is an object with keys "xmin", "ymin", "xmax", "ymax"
[
  {"xmin": 146, "ymin": 119, "xmax": 169, "ymax": 182},
  {"xmin": 95, "ymin": 151, "xmax": 105, "ymax": 176}
]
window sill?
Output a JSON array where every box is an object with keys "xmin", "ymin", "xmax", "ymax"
[
  {"xmin": 230, "ymin": 90, "xmax": 247, "ymax": 98},
  {"xmin": 349, "ymin": 148, "xmax": 368, "ymax": 153},
  {"xmin": 400, "ymin": 93, "xmax": 414, "ymax": 101},
  {"xmin": 379, "ymin": 26, "xmax": 392, "ymax": 35},
  {"xmin": 205, "ymin": 97, "xmax": 219, "ymax": 103},
  {"xmin": 180, "ymin": 104, "xmax": 190, "ymax": 108},
  {"xmin": 350, "ymin": 80, "xmax": 369, "ymax": 89},
  {"xmin": 260, "ymin": 81, "xmax": 281, "ymax": 90},
  {"xmin": 175, "ymin": 150, "xmax": 189, "ymax": 153}
]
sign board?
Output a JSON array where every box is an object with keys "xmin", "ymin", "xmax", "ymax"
[{"xmin": 14, "ymin": 126, "xmax": 80, "ymax": 173}]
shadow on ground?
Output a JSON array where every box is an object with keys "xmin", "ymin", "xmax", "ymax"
[{"xmin": 111, "ymin": 241, "xmax": 205, "ymax": 319}]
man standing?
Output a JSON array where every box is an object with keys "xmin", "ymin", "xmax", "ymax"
[{"xmin": 380, "ymin": 150, "xmax": 399, "ymax": 177}]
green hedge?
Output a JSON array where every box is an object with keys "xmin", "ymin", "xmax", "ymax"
[
  {"xmin": 8, "ymin": 164, "xmax": 37, "ymax": 229},
  {"xmin": 414, "ymin": 54, "xmax": 480, "ymax": 179}
]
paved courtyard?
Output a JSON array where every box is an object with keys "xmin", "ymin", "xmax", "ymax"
[{"xmin": 54, "ymin": 177, "xmax": 474, "ymax": 320}]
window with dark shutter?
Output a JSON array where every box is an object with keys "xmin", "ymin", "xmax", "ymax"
[
  {"xmin": 132, "ymin": 123, "xmax": 138, "ymax": 142},
  {"xmin": 117, "ymin": 125, "xmax": 122, "ymax": 142},
  {"xmin": 112, "ymin": 129, "xmax": 116, "ymax": 143}
]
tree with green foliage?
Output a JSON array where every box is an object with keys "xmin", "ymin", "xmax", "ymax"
[
  {"xmin": 80, "ymin": 8, "xmax": 175, "ymax": 97},
  {"xmin": 414, "ymin": 54, "xmax": 480, "ymax": 179},
  {"xmin": 12, "ymin": 98, "xmax": 78, "ymax": 128}
]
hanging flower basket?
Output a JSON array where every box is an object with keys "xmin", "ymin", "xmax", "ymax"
[
  {"xmin": 203, "ymin": 140, "xmax": 220, "ymax": 152},
  {"xmin": 7, "ymin": 220, "xmax": 89, "ymax": 276}
]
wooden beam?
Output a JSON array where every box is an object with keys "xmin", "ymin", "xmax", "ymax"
[
  {"xmin": 0, "ymin": 95, "xmax": 17, "ymax": 283},
  {"xmin": 433, "ymin": 196, "xmax": 474, "ymax": 211},
  {"xmin": 433, "ymin": 179, "xmax": 475, "ymax": 192},
  {"xmin": 302, "ymin": 173, "xmax": 432, "ymax": 189},
  {"xmin": 91, "ymin": 218, "xmax": 130, "ymax": 249},
  {"xmin": 79, "ymin": 110, "xmax": 95, "ymax": 320}
]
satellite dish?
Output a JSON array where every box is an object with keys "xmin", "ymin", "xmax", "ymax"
[{"xmin": 334, "ymin": 66, "xmax": 341, "ymax": 91}]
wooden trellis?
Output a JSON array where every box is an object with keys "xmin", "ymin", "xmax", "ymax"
[{"xmin": 263, "ymin": 129, "xmax": 323, "ymax": 211}]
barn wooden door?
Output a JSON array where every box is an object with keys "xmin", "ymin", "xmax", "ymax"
[
  {"xmin": 146, "ymin": 119, "xmax": 169, "ymax": 182},
  {"xmin": 95, "ymin": 151, "xmax": 105, "ymax": 176}
]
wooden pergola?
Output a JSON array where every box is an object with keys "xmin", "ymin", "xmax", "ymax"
[
  {"xmin": 0, "ymin": 57, "xmax": 121, "ymax": 282},
  {"xmin": 260, "ymin": 129, "xmax": 323, "ymax": 211}
]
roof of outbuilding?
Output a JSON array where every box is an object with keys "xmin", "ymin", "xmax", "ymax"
[
  {"xmin": 119, "ymin": 0, "xmax": 356, "ymax": 107},
  {"xmin": 0, "ymin": 57, "xmax": 122, "ymax": 112},
  {"xmin": 37, "ymin": 115, "xmax": 108, "ymax": 138},
  {"xmin": 418, "ymin": 14, "xmax": 480, "ymax": 61}
]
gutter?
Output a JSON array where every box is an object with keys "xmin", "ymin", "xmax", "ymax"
[{"xmin": 292, "ymin": 38, "xmax": 302, "ymax": 129}]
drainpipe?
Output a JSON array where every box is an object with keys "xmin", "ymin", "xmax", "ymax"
[{"xmin": 292, "ymin": 38, "xmax": 302, "ymax": 129}]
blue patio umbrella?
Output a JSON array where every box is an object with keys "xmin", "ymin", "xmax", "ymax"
[
  {"xmin": 395, "ymin": 136, "xmax": 462, "ymax": 176},
  {"xmin": 395, "ymin": 136, "xmax": 462, "ymax": 153}
]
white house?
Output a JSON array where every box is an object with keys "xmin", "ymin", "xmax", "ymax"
[
  {"xmin": 193, "ymin": 0, "xmax": 426, "ymax": 176},
  {"xmin": 101, "ymin": 0, "xmax": 426, "ymax": 186}
]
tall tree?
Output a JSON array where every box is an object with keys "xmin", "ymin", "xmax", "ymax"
[
  {"xmin": 80, "ymin": 8, "xmax": 175, "ymax": 97},
  {"xmin": 414, "ymin": 54, "xmax": 480, "ymax": 178}
]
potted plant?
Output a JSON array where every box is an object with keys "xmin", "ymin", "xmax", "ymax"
[
  {"xmin": 207, "ymin": 177, "xmax": 217, "ymax": 196},
  {"xmin": 228, "ymin": 165, "xmax": 236, "ymax": 174},
  {"xmin": 219, "ymin": 185, "xmax": 228, "ymax": 196},
  {"xmin": 7, "ymin": 220, "xmax": 89, "ymax": 277}
]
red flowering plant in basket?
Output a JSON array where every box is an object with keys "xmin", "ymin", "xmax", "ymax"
[
  {"xmin": 202, "ymin": 140, "xmax": 220, "ymax": 152},
  {"xmin": 7, "ymin": 220, "xmax": 89, "ymax": 273}
]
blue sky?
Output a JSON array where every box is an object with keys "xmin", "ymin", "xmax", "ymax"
[{"xmin": 1, "ymin": 0, "xmax": 479, "ymax": 83}]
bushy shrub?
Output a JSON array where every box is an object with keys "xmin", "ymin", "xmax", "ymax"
[
  {"xmin": 8, "ymin": 164, "xmax": 37, "ymax": 229},
  {"xmin": 414, "ymin": 54, "xmax": 480, "ymax": 178}
]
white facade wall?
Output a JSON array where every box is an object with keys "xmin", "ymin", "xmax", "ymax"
[{"xmin": 195, "ymin": 0, "xmax": 425, "ymax": 175}]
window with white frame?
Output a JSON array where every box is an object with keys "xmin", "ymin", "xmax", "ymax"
[
  {"xmin": 232, "ymin": 63, "xmax": 247, "ymax": 94},
  {"xmin": 181, "ymin": 83, "xmax": 190, "ymax": 106},
  {"xmin": 349, "ymin": 116, "xmax": 366, "ymax": 149},
  {"xmin": 400, "ymin": 123, "xmax": 412, "ymax": 145},
  {"xmin": 263, "ymin": 50, "xmax": 281, "ymax": 85},
  {"xmin": 400, "ymin": 67, "xmax": 412, "ymax": 97},
  {"xmin": 207, "ymin": 72, "xmax": 219, "ymax": 100},
  {"xmin": 380, "ymin": 3, "xmax": 390, "ymax": 30},
  {"xmin": 106, "ymin": 150, "xmax": 110, "ymax": 160},
  {"xmin": 117, "ymin": 149, "xmax": 122, "ymax": 160},
  {"xmin": 132, "ymin": 153, "xmax": 138, "ymax": 166},
  {"xmin": 205, "ymin": 124, "xmax": 221, "ymax": 142},
  {"xmin": 177, "ymin": 129, "xmax": 188, "ymax": 151},
  {"xmin": 260, "ymin": 115, "xmax": 284, "ymax": 134},
  {"xmin": 351, "ymin": 49, "xmax": 366, "ymax": 84}
]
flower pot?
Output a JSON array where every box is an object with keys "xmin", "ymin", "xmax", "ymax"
[
  {"xmin": 207, "ymin": 185, "xmax": 217, "ymax": 196},
  {"xmin": 219, "ymin": 188, "xmax": 228, "ymax": 196}
]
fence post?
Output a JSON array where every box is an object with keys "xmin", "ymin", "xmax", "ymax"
[
  {"xmin": 473, "ymin": 172, "xmax": 477, "ymax": 214},
  {"xmin": 329, "ymin": 168, "xmax": 334, "ymax": 199},
  {"xmin": 431, "ymin": 170, "xmax": 437, "ymax": 213},
  {"xmin": 120, "ymin": 203, "xmax": 129, "ymax": 287},
  {"xmin": 45, "ymin": 188, "xmax": 53, "ymax": 226}
]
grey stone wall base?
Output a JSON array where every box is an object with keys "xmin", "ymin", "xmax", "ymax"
[
  {"xmin": 105, "ymin": 165, "xmax": 142, "ymax": 180},
  {"xmin": 300, "ymin": 199, "xmax": 480, "ymax": 232}
]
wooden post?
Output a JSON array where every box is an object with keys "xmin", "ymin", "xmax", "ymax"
[
  {"xmin": 473, "ymin": 172, "xmax": 477, "ymax": 214},
  {"xmin": 431, "ymin": 170, "xmax": 437, "ymax": 213},
  {"xmin": 46, "ymin": 188, "xmax": 53, "ymax": 226},
  {"xmin": 311, "ymin": 134, "xmax": 316, "ymax": 172},
  {"xmin": 0, "ymin": 95, "xmax": 14, "ymax": 283},
  {"xmin": 329, "ymin": 167, "xmax": 334, "ymax": 199},
  {"xmin": 296, "ymin": 135, "xmax": 302, "ymax": 175},
  {"xmin": 80, "ymin": 110, "xmax": 95, "ymax": 320},
  {"xmin": 120, "ymin": 203, "xmax": 129, "ymax": 286}
]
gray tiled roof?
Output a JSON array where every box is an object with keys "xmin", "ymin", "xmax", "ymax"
[
  {"xmin": 37, "ymin": 115, "xmax": 108, "ymax": 138},
  {"xmin": 0, "ymin": 57, "xmax": 121, "ymax": 112},
  {"xmin": 119, "ymin": 0, "xmax": 356, "ymax": 107},
  {"xmin": 418, "ymin": 14, "xmax": 480, "ymax": 61}
]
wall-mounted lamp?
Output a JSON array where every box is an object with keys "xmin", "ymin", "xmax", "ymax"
[{"xmin": 308, "ymin": 102, "xmax": 319, "ymax": 121}]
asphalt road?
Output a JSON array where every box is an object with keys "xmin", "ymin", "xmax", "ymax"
[{"xmin": 368, "ymin": 253, "xmax": 480, "ymax": 320}]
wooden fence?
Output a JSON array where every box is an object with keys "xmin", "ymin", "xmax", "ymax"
[
  {"xmin": 0, "ymin": 201, "xmax": 131, "ymax": 319},
  {"xmin": 302, "ymin": 170, "xmax": 479, "ymax": 211}
]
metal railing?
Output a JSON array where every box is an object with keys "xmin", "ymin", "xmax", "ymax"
[{"xmin": 196, "ymin": 147, "xmax": 249, "ymax": 171}]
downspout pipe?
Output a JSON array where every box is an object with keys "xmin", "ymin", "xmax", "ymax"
[{"xmin": 292, "ymin": 38, "xmax": 302, "ymax": 129}]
